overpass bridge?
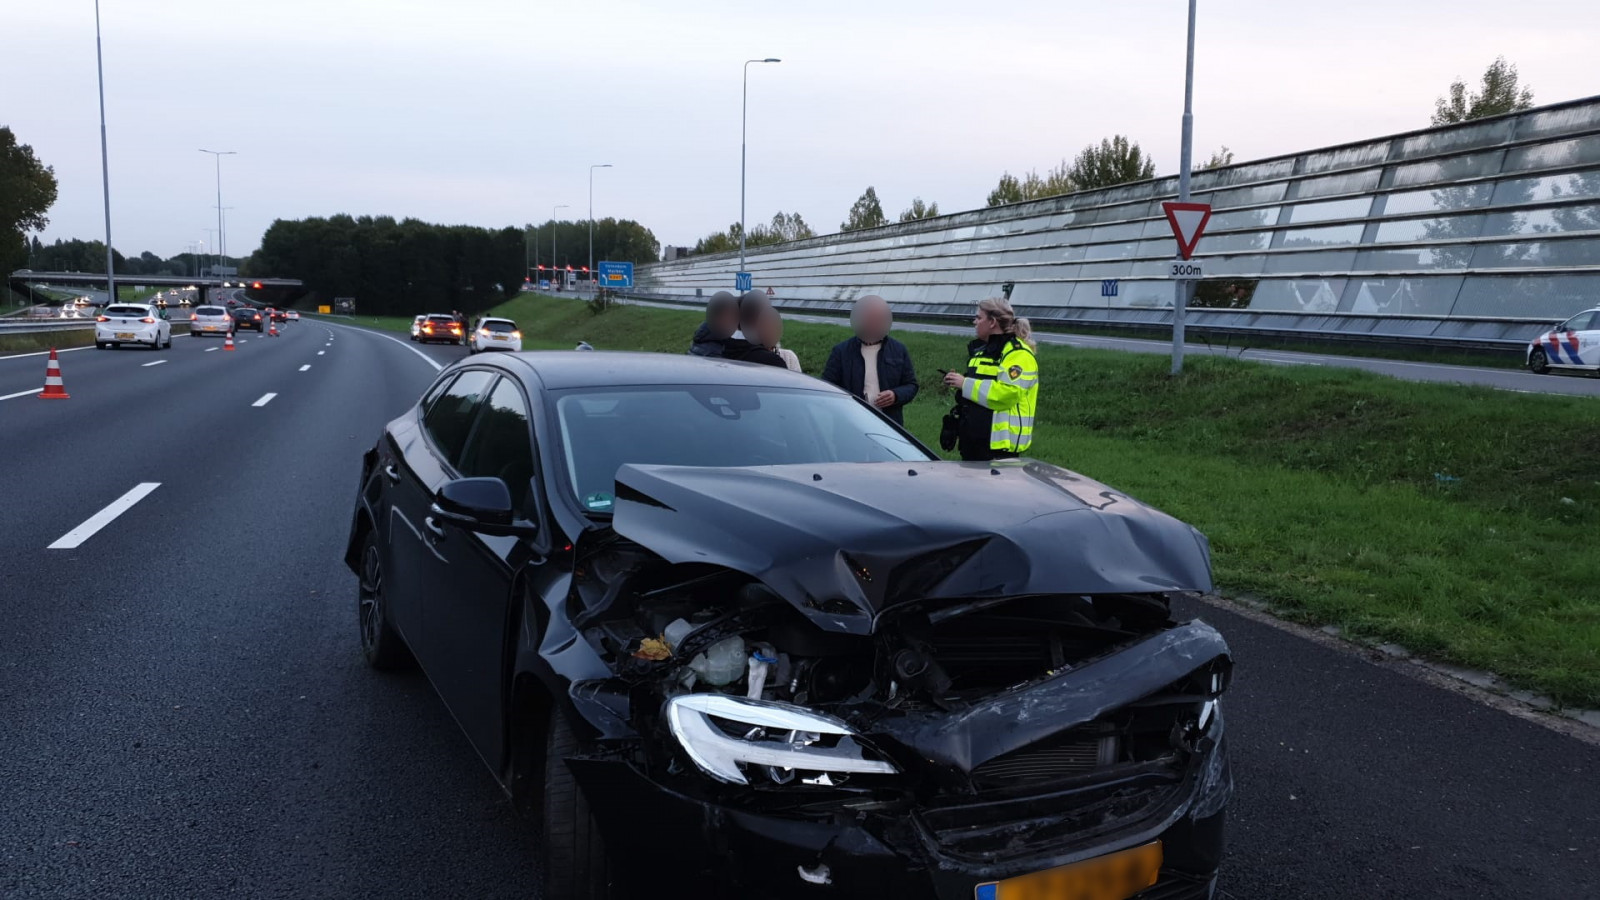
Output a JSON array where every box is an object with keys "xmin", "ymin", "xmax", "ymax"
[
  {"xmin": 640, "ymin": 95, "xmax": 1600, "ymax": 352},
  {"xmin": 7, "ymin": 271, "xmax": 304, "ymax": 305}
]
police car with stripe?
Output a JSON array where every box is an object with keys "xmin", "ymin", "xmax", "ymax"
[{"xmin": 1527, "ymin": 308, "xmax": 1600, "ymax": 375}]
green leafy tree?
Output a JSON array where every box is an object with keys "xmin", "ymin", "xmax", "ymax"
[
  {"xmin": 1198, "ymin": 146, "xmax": 1234, "ymax": 170},
  {"xmin": 1433, "ymin": 57, "xmax": 1534, "ymax": 125},
  {"xmin": 840, "ymin": 186, "xmax": 888, "ymax": 232},
  {"xmin": 768, "ymin": 211, "xmax": 814, "ymax": 242},
  {"xmin": 1067, "ymin": 135, "xmax": 1156, "ymax": 191},
  {"xmin": 986, "ymin": 173, "xmax": 1025, "ymax": 207},
  {"xmin": 985, "ymin": 162, "xmax": 1075, "ymax": 206},
  {"xmin": 0, "ymin": 127, "xmax": 59, "ymax": 274},
  {"xmin": 898, "ymin": 197, "xmax": 940, "ymax": 222}
]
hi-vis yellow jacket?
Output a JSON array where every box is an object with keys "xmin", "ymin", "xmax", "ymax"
[{"xmin": 958, "ymin": 335, "xmax": 1038, "ymax": 456}]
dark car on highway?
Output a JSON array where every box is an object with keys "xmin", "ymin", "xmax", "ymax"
[
  {"xmin": 344, "ymin": 353, "xmax": 1232, "ymax": 900},
  {"xmin": 269, "ymin": 307, "xmax": 288, "ymax": 323},
  {"xmin": 233, "ymin": 307, "xmax": 264, "ymax": 332},
  {"xmin": 417, "ymin": 313, "xmax": 463, "ymax": 344}
]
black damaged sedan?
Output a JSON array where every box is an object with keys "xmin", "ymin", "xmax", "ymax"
[{"xmin": 345, "ymin": 352, "xmax": 1232, "ymax": 900}]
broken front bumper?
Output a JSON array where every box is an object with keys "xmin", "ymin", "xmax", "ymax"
[{"xmin": 568, "ymin": 716, "xmax": 1230, "ymax": 899}]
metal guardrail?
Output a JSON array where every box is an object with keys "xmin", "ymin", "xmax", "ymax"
[{"xmin": 0, "ymin": 319, "xmax": 98, "ymax": 333}]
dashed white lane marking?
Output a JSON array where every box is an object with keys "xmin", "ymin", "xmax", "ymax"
[
  {"xmin": 142, "ymin": 359, "xmax": 167, "ymax": 367},
  {"xmin": 252, "ymin": 392, "xmax": 277, "ymax": 407},
  {"xmin": 48, "ymin": 482, "xmax": 161, "ymax": 550},
  {"xmin": 205, "ymin": 347, "xmax": 219, "ymax": 352},
  {"xmin": 317, "ymin": 351, "xmax": 324, "ymax": 356},
  {"xmin": 299, "ymin": 364, "xmax": 311, "ymax": 371},
  {"xmin": 0, "ymin": 387, "xmax": 44, "ymax": 400}
]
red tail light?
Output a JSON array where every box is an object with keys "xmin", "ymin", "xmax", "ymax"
[
  {"xmin": 141, "ymin": 317, "xmax": 156, "ymax": 324},
  {"xmin": 190, "ymin": 313, "xmax": 199, "ymax": 321},
  {"xmin": 96, "ymin": 315, "xmax": 109, "ymax": 322},
  {"xmin": 450, "ymin": 324, "xmax": 462, "ymax": 333}
]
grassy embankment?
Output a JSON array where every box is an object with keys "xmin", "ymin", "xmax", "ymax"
[{"xmin": 346, "ymin": 295, "xmax": 1600, "ymax": 706}]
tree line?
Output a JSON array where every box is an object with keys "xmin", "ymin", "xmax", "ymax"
[
  {"xmin": 247, "ymin": 214, "xmax": 659, "ymax": 315},
  {"xmin": 19, "ymin": 236, "xmax": 237, "ymax": 277}
]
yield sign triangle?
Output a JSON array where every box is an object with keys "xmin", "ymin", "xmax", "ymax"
[{"xmin": 1162, "ymin": 201, "xmax": 1212, "ymax": 260}]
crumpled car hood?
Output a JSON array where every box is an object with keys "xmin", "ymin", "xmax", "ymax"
[{"xmin": 611, "ymin": 460, "xmax": 1212, "ymax": 632}]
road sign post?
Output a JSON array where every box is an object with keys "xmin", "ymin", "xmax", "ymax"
[
  {"xmin": 1170, "ymin": 0, "xmax": 1200, "ymax": 375},
  {"xmin": 597, "ymin": 261, "xmax": 634, "ymax": 290}
]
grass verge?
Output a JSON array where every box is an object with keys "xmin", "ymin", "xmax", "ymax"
[
  {"xmin": 0, "ymin": 324, "xmax": 191, "ymax": 354},
  {"xmin": 471, "ymin": 294, "xmax": 1600, "ymax": 707}
]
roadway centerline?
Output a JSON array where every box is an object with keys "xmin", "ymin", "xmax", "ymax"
[
  {"xmin": 0, "ymin": 387, "xmax": 44, "ymax": 401},
  {"xmin": 47, "ymin": 482, "xmax": 161, "ymax": 550},
  {"xmin": 299, "ymin": 364, "xmax": 311, "ymax": 371},
  {"xmin": 253, "ymin": 393, "xmax": 277, "ymax": 407},
  {"xmin": 205, "ymin": 347, "xmax": 219, "ymax": 352},
  {"xmin": 317, "ymin": 351, "xmax": 324, "ymax": 356},
  {"xmin": 142, "ymin": 359, "xmax": 168, "ymax": 367}
]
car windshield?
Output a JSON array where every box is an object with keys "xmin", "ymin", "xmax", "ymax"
[
  {"xmin": 106, "ymin": 306, "xmax": 148, "ymax": 317},
  {"xmin": 483, "ymin": 320, "xmax": 516, "ymax": 333},
  {"xmin": 553, "ymin": 385, "xmax": 932, "ymax": 514}
]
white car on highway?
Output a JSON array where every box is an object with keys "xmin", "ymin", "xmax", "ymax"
[
  {"xmin": 410, "ymin": 315, "xmax": 426, "ymax": 341},
  {"xmin": 189, "ymin": 305, "xmax": 234, "ymax": 338},
  {"xmin": 1527, "ymin": 308, "xmax": 1600, "ymax": 375},
  {"xmin": 467, "ymin": 316, "xmax": 522, "ymax": 352},
  {"xmin": 95, "ymin": 303, "xmax": 172, "ymax": 351}
]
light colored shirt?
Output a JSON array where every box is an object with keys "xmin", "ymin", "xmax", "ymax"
[
  {"xmin": 861, "ymin": 342, "xmax": 881, "ymax": 400},
  {"xmin": 776, "ymin": 347, "xmax": 801, "ymax": 372}
]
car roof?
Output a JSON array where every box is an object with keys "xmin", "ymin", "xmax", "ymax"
[{"xmin": 495, "ymin": 350, "xmax": 841, "ymax": 392}]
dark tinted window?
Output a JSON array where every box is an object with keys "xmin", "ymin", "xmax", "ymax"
[
  {"xmin": 428, "ymin": 315, "xmax": 456, "ymax": 325},
  {"xmin": 422, "ymin": 369, "xmax": 496, "ymax": 468},
  {"xmin": 105, "ymin": 306, "xmax": 148, "ymax": 317},
  {"xmin": 458, "ymin": 378, "xmax": 536, "ymax": 511},
  {"xmin": 483, "ymin": 320, "xmax": 517, "ymax": 333},
  {"xmin": 195, "ymin": 306, "xmax": 226, "ymax": 315}
]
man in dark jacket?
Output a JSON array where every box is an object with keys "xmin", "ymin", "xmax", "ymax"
[
  {"xmin": 689, "ymin": 291, "xmax": 739, "ymax": 357},
  {"xmin": 720, "ymin": 291, "xmax": 787, "ymax": 368},
  {"xmin": 822, "ymin": 295, "xmax": 918, "ymax": 424}
]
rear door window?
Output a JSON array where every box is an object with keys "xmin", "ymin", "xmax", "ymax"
[{"xmin": 421, "ymin": 370, "xmax": 496, "ymax": 469}]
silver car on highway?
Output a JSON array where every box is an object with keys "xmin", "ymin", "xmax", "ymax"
[{"xmin": 189, "ymin": 305, "xmax": 233, "ymax": 338}]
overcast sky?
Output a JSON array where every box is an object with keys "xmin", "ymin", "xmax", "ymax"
[{"xmin": 5, "ymin": 0, "xmax": 1597, "ymax": 260}]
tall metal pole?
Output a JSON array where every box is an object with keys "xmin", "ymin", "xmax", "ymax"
[
  {"xmin": 589, "ymin": 163, "xmax": 611, "ymax": 292},
  {"xmin": 552, "ymin": 204, "xmax": 568, "ymax": 287},
  {"xmin": 199, "ymin": 149, "xmax": 236, "ymax": 274},
  {"xmin": 93, "ymin": 0, "xmax": 115, "ymax": 303},
  {"xmin": 740, "ymin": 58, "xmax": 780, "ymax": 279},
  {"xmin": 1171, "ymin": 0, "xmax": 1197, "ymax": 375}
]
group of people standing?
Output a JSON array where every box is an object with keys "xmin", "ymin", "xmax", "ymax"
[{"xmin": 688, "ymin": 290, "xmax": 1038, "ymax": 462}]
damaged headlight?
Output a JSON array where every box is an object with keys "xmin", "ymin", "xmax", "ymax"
[{"xmin": 665, "ymin": 694, "xmax": 900, "ymax": 785}]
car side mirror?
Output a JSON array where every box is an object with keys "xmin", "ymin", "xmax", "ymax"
[{"xmin": 432, "ymin": 477, "xmax": 538, "ymax": 538}]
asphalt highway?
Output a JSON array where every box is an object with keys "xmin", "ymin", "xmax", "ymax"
[{"xmin": 0, "ymin": 317, "xmax": 1595, "ymax": 899}]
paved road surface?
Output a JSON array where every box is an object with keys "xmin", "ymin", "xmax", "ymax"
[{"xmin": 0, "ymin": 319, "xmax": 1595, "ymax": 899}]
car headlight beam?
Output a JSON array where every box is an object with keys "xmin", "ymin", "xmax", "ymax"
[{"xmin": 666, "ymin": 694, "xmax": 899, "ymax": 785}]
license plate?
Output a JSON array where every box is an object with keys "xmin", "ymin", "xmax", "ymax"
[
  {"xmin": 202, "ymin": 325, "xmax": 218, "ymax": 331},
  {"xmin": 115, "ymin": 332, "xmax": 135, "ymax": 339},
  {"xmin": 975, "ymin": 842, "xmax": 1162, "ymax": 900},
  {"xmin": 494, "ymin": 335, "xmax": 508, "ymax": 340}
]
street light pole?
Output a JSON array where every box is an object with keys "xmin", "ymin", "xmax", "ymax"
[
  {"xmin": 589, "ymin": 163, "xmax": 611, "ymax": 293},
  {"xmin": 1171, "ymin": 0, "xmax": 1197, "ymax": 376},
  {"xmin": 93, "ymin": 0, "xmax": 115, "ymax": 303},
  {"xmin": 740, "ymin": 57, "xmax": 781, "ymax": 279},
  {"xmin": 199, "ymin": 149, "xmax": 236, "ymax": 273},
  {"xmin": 552, "ymin": 204, "xmax": 568, "ymax": 288}
]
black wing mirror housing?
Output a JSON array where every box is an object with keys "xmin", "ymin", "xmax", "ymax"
[{"xmin": 433, "ymin": 477, "xmax": 538, "ymax": 538}]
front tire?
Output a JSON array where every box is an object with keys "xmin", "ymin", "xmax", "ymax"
[
  {"xmin": 357, "ymin": 531, "xmax": 413, "ymax": 670},
  {"xmin": 541, "ymin": 711, "xmax": 616, "ymax": 900},
  {"xmin": 1529, "ymin": 347, "xmax": 1550, "ymax": 375}
]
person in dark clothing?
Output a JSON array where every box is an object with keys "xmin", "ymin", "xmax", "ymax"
[
  {"xmin": 719, "ymin": 291, "xmax": 787, "ymax": 368},
  {"xmin": 689, "ymin": 291, "xmax": 739, "ymax": 357},
  {"xmin": 821, "ymin": 295, "xmax": 918, "ymax": 425}
]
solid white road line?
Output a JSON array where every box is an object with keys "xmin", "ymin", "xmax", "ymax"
[
  {"xmin": 252, "ymin": 392, "xmax": 277, "ymax": 407},
  {"xmin": 142, "ymin": 359, "xmax": 168, "ymax": 367},
  {"xmin": 0, "ymin": 345, "xmax": 96, "ymax": 363},
  {"xmin": 321, "ymin": 321, "xmax": 441, "ymax": 371},
  {"xmin": 205, "ymin": 347, "xmax": 219, "ymax": 352},
  {"xmin": 0, "ymin": 387, "xmax": 44, "ymax": 401},
  {"xmin": 299, "ymin": 364, "xmax": 311, "ymax": 371},
  {"xmin": 48, "ymin": 482, "xmax": 161, "ymax": 550}
]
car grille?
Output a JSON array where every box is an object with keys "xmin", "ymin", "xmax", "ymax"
[{"xmin": 970, "ymin": 729, "xmax": 1119, "ymax": 788}]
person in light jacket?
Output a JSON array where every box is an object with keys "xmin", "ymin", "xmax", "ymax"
[{"xmin": 821, "ymin": 295, "xmax": 918, "ymax": 425}]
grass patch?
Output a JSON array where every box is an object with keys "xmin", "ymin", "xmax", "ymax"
[
  {"xmin": 0, "ymin": 322, "xmax": 191, "ymax": 354},
  {"xmin": 475, "ymin": 295, "xmax": 1600, "ymax": 707}
]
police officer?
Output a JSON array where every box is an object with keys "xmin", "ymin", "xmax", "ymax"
[{"xmin": 941, "ymin": 296, "xmax": 1038, "ymax": 461}]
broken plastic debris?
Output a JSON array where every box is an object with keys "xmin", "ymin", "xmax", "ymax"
[
  {"xmin": 633, "ymin": 636, "xmax": 672, "ymax": 661},
  {"xmin": 796, "ymin": 862, "xmax": 832, "ymax": 885}
]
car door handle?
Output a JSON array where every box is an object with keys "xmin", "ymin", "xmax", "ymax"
[
  {"xmin": 423, "ymin": 516, "xmax": 447, "ymax": 540},
  {"xmin": 383, "ymin": 464, "xmax": 401, "ymax": 484}
]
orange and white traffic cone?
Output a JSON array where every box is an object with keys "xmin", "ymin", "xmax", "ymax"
[
  {"xmin": 224, "ymin": 333, "xmax": 236, "ymax": 351},
  {"xmin": 39, "ymin": 348, "xmax": 70, "ymax": 399},
  {"xmin": 269, "ymin": 323, "xmax": 279, "ymax": 337}
]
